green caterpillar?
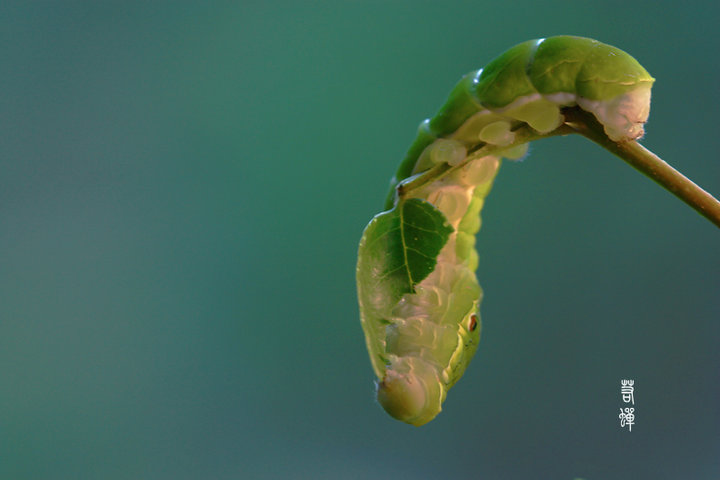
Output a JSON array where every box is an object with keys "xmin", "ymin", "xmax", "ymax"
[{"xmin": 356, "ymin": 36, "xmax": 654, "ymax": 426}]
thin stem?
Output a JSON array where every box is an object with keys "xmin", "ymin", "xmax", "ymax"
[
  {"xmin": 396, "ymin": 107, "xmax": 720, "ymax": 229},
  {"xmin": 396, "ymin": 163, "xmax": 452, "ymax": 197},
  {"xmin": 397, "ymin": 123, "xmax": 575, "ymax": 198},
  {"xmin": 564, "ymin": 108, "xmax": 720, "ymax": 229}
]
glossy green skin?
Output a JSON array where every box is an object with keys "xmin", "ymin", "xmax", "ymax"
[
  {"xmin": 386, "ymin": 36, "xmax": 654, "ymax": 208},
  {"xmin": 474, "ymin": 36, "xmax": 653, "ymax": 108},
  {"xmin": 360, "ymin": 36, "xmax": 654, "ymax": 426}
]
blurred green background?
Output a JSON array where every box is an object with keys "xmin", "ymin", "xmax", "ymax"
[{"xmin": 2, "ymin": 1, "xmax": 718, "ymax": 479}]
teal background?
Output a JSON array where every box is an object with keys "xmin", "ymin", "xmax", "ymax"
[{"xmin": 2, "ymin": 1, "xmax": 718, "ymax": 479}]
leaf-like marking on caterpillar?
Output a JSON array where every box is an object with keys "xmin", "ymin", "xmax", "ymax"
[{"xmin": 357, "ymin": 198, "xmax": 453, "ymax": 378}]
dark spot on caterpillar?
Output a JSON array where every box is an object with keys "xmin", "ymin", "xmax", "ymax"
[{"xmin": 469, "ymin": 314, "xmax": 478, "ymax": 332}]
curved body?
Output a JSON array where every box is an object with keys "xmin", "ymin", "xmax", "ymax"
[{"xmin": 357, "ymin": 36, "xmax": 654, "ymax": 426}]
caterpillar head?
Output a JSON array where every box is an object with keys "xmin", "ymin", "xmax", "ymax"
[
  {"xmin": 533, "ymin": 35, "xmax": 655, "ymax": 142},
  {"xmin": 473, "ymin": 35, "xmax": 655, "ymax": 142},
  {"xmin": 376, "ymin": 356, "xmax": 444, "ymax": 427}
]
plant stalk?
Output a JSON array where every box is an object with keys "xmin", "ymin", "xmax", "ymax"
[
  {"xmin": 397, "ymin": 107, "xmax": 720, "ymax": 229},
  {"xmin": 397, "ymin": 123, "xmax": 575, "ymax": 198},
  {"xmin": 564, "ymin": 108, "xmax": 720, "ymax": 229}
]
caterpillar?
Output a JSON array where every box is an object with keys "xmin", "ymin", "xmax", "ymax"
[{"xmin": 356, "ymin": 36, "xmax": 654, "ymax": 426}]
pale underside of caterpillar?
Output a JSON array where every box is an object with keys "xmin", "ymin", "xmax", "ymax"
[{"xmin": 356, "ymin": 36, "xmax": 654, "ymax": 426}]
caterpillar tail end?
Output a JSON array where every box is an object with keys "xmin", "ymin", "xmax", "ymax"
[{"xmin": 375, "ymin": 358, "xmax": 444, "ymax": 427}]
